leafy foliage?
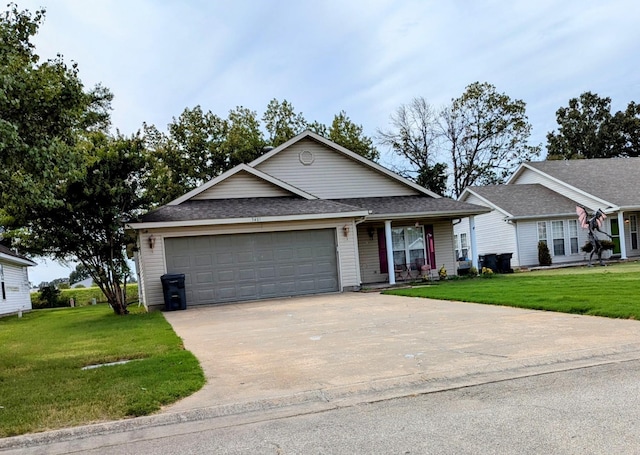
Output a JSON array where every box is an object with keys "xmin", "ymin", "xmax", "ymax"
[
  {"xmin": 442, "ymin": 82, "xmax": 541, "ymax": 197},
  {"xmin": 329, "ymin": 110, "xmax": 379, "ymax": 161},
  {"xmin": 546, "ymin": 92, "xmax": 640, "ymax": 159},
  {"xmin": 378, "ymin": 84, "xmax": 540, "ymax": 197}
]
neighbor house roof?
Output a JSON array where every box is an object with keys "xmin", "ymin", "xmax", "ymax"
[
  {"xmin": 513, "ymin": 158, "xmax": 640, "ymax": 209},
  {"xmin": 331, "ymin": 196, "xmax": 491, "ymax": 220},
  {"xmin": 0, "ymin": 245, "xmax": 37, "ymax": 267},
  {"xmin": 463, "ymin": 184, "xmax": 579, "ymax": 219}
]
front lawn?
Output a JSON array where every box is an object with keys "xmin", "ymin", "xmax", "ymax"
[
  {"xmin": 385, "ymin": 261, "xmax": 640, "ymax": 319},
  {"xmin": 0, "ymin": 305, "xmax": 205, "ymax": 437}
]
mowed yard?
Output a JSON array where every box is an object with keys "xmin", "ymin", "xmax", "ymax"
[
  {"xmin": 0, "ymin": 305, "xmax": 204, "ymax": 438},
  {"xmin": 385, "ymin": 261, "xmax": 640, "ymax": 319}
]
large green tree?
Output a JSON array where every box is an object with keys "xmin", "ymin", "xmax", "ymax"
[
  {"xmin": 546, "ymin": 92, "xmax": 640, "ymax": 159},
  {"xmin": 0, "ymin": 5, "xmax": 111, "ymax": 220},
  {"xmin": 441, "ymin": 82, "xmax": 540, "ymax": 197},
  {"xmin": 262, "ymin": 98, "xmax": 307, "ymax": 147},
  {"xmin": 378, "ymin": 85, "xmax": 539, "ymax": 197},
  {"xmin": 328, "ymin": 110, "xmax": 379, "ymax": 161},
  {"xmin": 12, "ymin": 133, "xmax": 151, "ymax": 315},
  {"xmin": 1, "ymin": 5, "xmax": 145, "ymax": 315}
]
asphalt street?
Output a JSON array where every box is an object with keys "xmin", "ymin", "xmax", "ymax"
[{"xmin": 8, "ymin": 359, "xmax": 640, "ymax": 454}]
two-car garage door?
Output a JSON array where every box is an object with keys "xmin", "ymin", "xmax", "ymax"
[{"xmin": 164, "ymin": 229, "xmax": 339, "ymax": 306}]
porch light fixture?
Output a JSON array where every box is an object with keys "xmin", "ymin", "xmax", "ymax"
[
  {"xmin": 625, "ymin": 218, "xmax": 630, "ymax": 224},
  {"xmin": 343, "ymin": 225, "xmax": 350, "ymax": 237},
  {"xmin": 148, "ymin": 234, "xmax": 156, "ymax": 250}
]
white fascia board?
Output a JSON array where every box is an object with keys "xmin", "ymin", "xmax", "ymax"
[
  {"xmin": 460, "ymin": 188, "xmax": 512, "ymax": 218},
  {"xmin": 249, "ymin": 130, "xmax": 441, "ymax": 199},
  {"xmin": 365, "ymin": 208, "xmax": 491, "ymax": 221},
  {"xmin": 168, "ymin": 164, "xmax": 317, "ymax": 205},
  {"xmin": 507, "ymin": 212, "xmax": 577, "ymax": 221},
  {"xmin": 0, "ymin": 253, "xmax": 36, "ymax": 267},
  {"xmin": 126, "ymin": 210, "xmax": 370, "ymax": 230}
]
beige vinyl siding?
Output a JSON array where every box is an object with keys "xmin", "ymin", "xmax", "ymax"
[
  {"xmin": 357, "ymin": 220, "xmax": 455, "ymax": 284},
  {"xmin": 432, "ymin": 221, "xmax": 456, "ymax": 278},
  {"xmin": 191, "ymin": 171, "xmax": 292, "ymax": 200},
  {"xmin": 473, "ymin": 210, "xmax": 518, "ymax": 265},
  {"xmin": 255, "ymin": 138, "xmax": 419, "ymax": 198},
  {"xmin": 0, "ymin": 262, "xmax": 32, "ymax": 315},
  {"xmin": 137, "ymin": 218, "xmax": 360, "ymax": 309},
  {"xmin": 513, "ymin": 169, "xmax": 604, "ymax": 208}
]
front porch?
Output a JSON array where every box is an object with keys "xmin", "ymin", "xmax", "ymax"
[{"xmin": 356, "ymin": 218, "xmax": 466, "ymax": 286}]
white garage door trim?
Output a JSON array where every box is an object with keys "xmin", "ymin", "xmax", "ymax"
[{"xmin": 164, "ymin": 229, "xmax": 339, "ymax": 305}]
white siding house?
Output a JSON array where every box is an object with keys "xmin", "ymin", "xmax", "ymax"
[
  {"xmin": 456, "ymin": 158, "xmax": 640, "ymax": 269},
  {"xmin": 128, "ymin": 131, "xmax": 489, "ymax": 310},
  {"xmin": 0, "ymin": 245, "xmax": 36, "ymax": 316}
]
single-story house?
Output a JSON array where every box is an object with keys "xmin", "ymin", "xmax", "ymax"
[
  {"xmin": 128, "ymin": 130, "xmax": 489, "ymax": 310},
  {"xmin": 0, "ymin": 244, "xmax": 36, "ymax": 316},
  {"xmin": 454, "ymin": 158, "xmax": 640, "ymax": 268}
]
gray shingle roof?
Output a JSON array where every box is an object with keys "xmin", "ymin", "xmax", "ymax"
[
  {"xmin": 331, "ymin": 196, "xmax": 490, "ymax": 217},
  {"xmin": 0, "ymin": 244, "xmax": 35, "ymax": 264},
  {"xmin": 138, "ymin": 196, "xmax": 490, "ymax": 223},
  {"xmin": 138, "ymin": 198, "xmax": 365, "ymax": 222},
  {"xmin": 526, "ymin": 158, "xmax": 640, "ymax": 208},
  {"xmin": 468, "ymin": 184, "xmax": 579, "ymax": 218}
]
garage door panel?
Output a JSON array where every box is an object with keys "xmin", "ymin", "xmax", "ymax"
[{"xmin": 165, "ymin": 229, "xmax": 339, "ymax": 306}]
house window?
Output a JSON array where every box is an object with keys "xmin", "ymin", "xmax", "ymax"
[
  {"xmin": 392, "ymin": 226, "xmax": 426, "ymax": 268},
  {"xmin": 460, "ymin": 233, "xmax": 468, "ymax": 260},
  {"xmin": 537, "ymin": 222, "xmax": 547, "ymax": 245},
  {"xmin": 0, "ymin": 264, "xmax": 5, "ymax": 300},
  {"xmin": 631, "ymin": 215, "xmax": 638, "ymax": 250},
  {"xmin": 551, "ymin": 221, "xmax": 565, "ymax": 256},
  {"xmin": 568, "ymin": 220, "xmax": 579, "ymax": 254}
]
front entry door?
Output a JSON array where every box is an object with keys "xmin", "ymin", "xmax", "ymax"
[{"xmin": 611, "ymin": 219, "xmax": 621, "ymax": 254}]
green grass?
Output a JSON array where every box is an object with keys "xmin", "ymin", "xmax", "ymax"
[
  {"xmin": 0, "ymin": 305, "xmax": 205, "ymax": 437},
  {"xmin": 385, "ymin": 261, "xmax": 640, "ymax": 319}
]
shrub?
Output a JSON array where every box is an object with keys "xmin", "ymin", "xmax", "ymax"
[
  {"xmin": 538, "ymin": 241, "xmax": 552, "ymax": 266},
  {"xmin": 468, "ymin": 266, "xmax": 478, "ymax": 277},
  {"xmin": 438, "ymin": 264, "xmax": 447, "ymax": 280},
  {"xmin": 33, "ymin": 285, "xmax": 66, "ymax": 309}
]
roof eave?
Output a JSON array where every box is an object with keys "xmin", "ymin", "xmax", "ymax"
[
  {"xmin": 0, "ymin": 253, "xmax": 37, "ymax": 267},
  {"xmin": 507, "ymin": 212, "xmax": 578, "ymax": 221},
  {"xmin": 365, "ymin": 208, "xmax": 491, "ymax": 221},
  {"xmin": 127, "ymin": 210, "xmax": 370, "ymax": 230}
]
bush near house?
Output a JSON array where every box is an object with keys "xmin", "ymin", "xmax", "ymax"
[{"xmin": 538, "ymin": 241, "xmax": 552, "ymax": 266}]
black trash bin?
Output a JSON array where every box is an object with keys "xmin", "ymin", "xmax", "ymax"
[
  {"xmin": 483, "ymin": 253, "xmax": 498, "ymax": 273},
  {"xmin": 478, "ymin": 255, "xmax": 485, "ymax": 270},
  {"xmin": 497, "ymin": 253, "xmax": 514, "ymax": 273},
  {"xmin": 161, "ymin": 273, "xmax": 187, "ymax": 311}
]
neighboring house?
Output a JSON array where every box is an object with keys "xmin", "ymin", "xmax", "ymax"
[
  {"xmin": 0, "ymin": 244, "xmax": 36, "ymax": 316},
  {"xmin": 72, "ymin": 277, "xmax": 94, "ymax": 288},
  {"xmin": 128, "ymin": 131, "xmax": 489, "ymax": 310},
  {"xmin": 455, "ymin": 158, "xmax": 640, "ymax": 268}
]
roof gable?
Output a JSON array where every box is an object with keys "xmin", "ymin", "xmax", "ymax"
[
  {"xmin": 0, "ymin": 245, "xmax": 36, "ymax": 267},
  {"xmin": 169, "ymin": 164, "xmax": 316, "ymax": 205},
  {"xmin": 464, "ymin": 184, "xmax": 582, "ymax": 219},
  {"xmin": 510, "ymin": 158, "xmax": 640, "ymax": 209},
  {"xmin": 250, "ymin": 130, "xmax": 440, "ymax": 199}
]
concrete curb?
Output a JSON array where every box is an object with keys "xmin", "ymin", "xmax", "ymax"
[{"xmin": 3, "ymin": 345, "xmax": 640, "ymax": 452}]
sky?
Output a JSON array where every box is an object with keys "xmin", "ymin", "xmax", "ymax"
[{"xmin": 16, "ymin": 0, "xmax": 640, "ymax": 284}]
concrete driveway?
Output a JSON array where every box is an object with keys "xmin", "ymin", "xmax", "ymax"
[{"xmin": 163, "ymin": 292, "xmax": 640, "ymax": 414}]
